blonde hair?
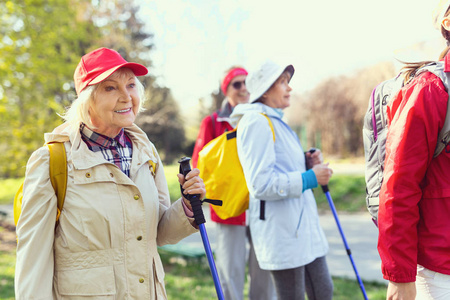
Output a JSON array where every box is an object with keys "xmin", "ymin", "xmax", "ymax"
[{"xmin": 62, "ymin": 68, "xmax": 146, "ymax": 130}]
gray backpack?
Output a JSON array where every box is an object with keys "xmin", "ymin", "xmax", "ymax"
[{"xmin": 363, "ymin": 61, "xmax": 450, "ymax": 223}]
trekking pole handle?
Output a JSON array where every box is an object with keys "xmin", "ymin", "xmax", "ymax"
[
  {"xmin": 178, "ymin": 157, "xmax": 206, "ymax": 225},
  {"xmin": 308, "ymin": 148, "xmax": 329, "ymax": 193}
]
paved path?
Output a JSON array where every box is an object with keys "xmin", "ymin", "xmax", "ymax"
[
  {"xmin": 319, "ymin": 212, "xmax": 383, "ymax": 283},
  {"xmin": 0, "ymin": 202, "xmax": 385, "ymax": 284},
  {"xmin": 0, "ymin": 205, "xmax": 13, "ymax": 223}
]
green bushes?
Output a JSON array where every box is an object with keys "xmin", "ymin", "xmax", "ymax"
[
  {"xmin": 314, "ymin": 175, "xmax": 366, "ymax": 213},
  {"xmin": 0, "ymin": 178, "xmax": 23, "ymax": 205}
]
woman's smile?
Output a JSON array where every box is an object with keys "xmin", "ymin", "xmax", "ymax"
[{"xmin": 115, "ymin": 107, "xmax": 132, "ymax": 113}]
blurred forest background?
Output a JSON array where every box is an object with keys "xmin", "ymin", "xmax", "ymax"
[{"xmin": 0, "ymin": 0, "xmax": 400, "ymax": 179}]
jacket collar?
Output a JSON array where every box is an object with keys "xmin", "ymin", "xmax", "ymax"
[
  {"xmin": 80, "ymin": 124, "xmax": 128, "ymax": 148},
  {"xmin": 45, "ymin": 123, "xmax": 157, "ymax": 173},
  {"xmin": 230, "ymin": 102, "xmax": 283, "ymax": 127},
  {"xmin": 217, "ymin": 99, "xmax": 234, "ymax": 118}
]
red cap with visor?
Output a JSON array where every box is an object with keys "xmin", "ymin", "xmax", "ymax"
[{"xmin": 74, "ymin": 47, "xmax": 148, "ymax": 95}]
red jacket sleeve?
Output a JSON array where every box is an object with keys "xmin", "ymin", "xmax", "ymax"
[
  {"xmin": 192, "ymin": 114, "xmax": 214, "ymax": 168},
  {"xmin": 378, "ymin": 72, "xmax": 448, "ymax": 282}
]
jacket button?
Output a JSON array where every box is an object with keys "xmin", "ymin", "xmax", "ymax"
[
  {"xmin": 110, "ymin": 173, "xmax": 114, "ymax": 177},
  {"xmin": 139, "ymin": 278, "xmax": 144, "ymax": 283},
  {"xmin": 137, "ymin": 236, "xmax": 142, "ymax": 241},
  {"xmin": 134, "ymin": 194, "xmax": 140, "ymax": 200},
  {"xmin": 85, "ymin": 172, "xmax": 91, "ymax": 178}
]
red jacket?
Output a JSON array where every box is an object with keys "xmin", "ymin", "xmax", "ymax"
[
  {"xmin": 192, "ymin": 102, "xmax": 246, "ymax": 226},
  {"xmin": 378, "ymin": 58, "xmax": 450, "ymax": 283}
]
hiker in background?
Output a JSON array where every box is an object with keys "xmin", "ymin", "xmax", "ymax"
[
  {"xmin": 15, "ymin": 47, "xmax": 204, "ymax": 299},
  {"xmin": 192, "ymin": 66, "xmax": 276, "ymax": 300},
  {"xmin": 230, "ymin": 60, "xmax": 333, "ymax": 300},
  {"xmin": 377, "ymin": 1, "xmax": 450, "ymax": 299}
]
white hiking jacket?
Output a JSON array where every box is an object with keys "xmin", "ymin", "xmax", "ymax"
[{"xmin": 230, "ymin": 103, "xmax": 328, "ymax": 270}]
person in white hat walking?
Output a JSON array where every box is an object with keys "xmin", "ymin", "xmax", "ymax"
[
  {"xmin": 377, "ymin": 1, "xmax": 450, "ymax": 299},
  {"xmin": 192, "ymin": 66, "xmax": 276, "ymax": 300},
  {"xmin": 229, "ymin": 60, "xmax": 333, "ymax": 300}
]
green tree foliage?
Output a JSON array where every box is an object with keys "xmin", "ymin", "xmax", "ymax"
[
  {"xmin": 0, "ymin": 0, "xmax": 185, "ymax": 176},
  {"xmin": 195, "ymin": 83, "xmax": 224, "ymax": 131},
  {"xmin": 85, "ymin": 0, "xmax": 154, "ymax": 71},
  {"xmin": 135, "ymin": 87, "xmax": 186, "ymax": 164},
  {"xmin": 0, "ymin": 0, "xmax": 97, "ymax": 177}
]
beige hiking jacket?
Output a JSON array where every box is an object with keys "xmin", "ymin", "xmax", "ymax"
[{"xmin": 15, "ymin": 123, "xmax": 197, "ymax": 299}]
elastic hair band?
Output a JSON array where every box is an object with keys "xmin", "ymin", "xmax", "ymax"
[{"xmin": 221, "ymin": 67, "xmax": 248, "ymax": 94}]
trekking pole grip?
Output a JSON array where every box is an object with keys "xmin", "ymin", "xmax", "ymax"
[
  {"xmin": 308, "ymin": 148, "xmax": 329, "ymax": 193},
  {"xmin": 178, "ymin": 157, "xmax": 206, "ymax": 225}
]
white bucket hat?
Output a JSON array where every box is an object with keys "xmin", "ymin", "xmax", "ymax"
[
  {"xmin": 246, "ymin": 60, "xmax": 295, "ymax": 103},
  {"xmin": 433, "ymin": 0, "xmax": 450, "ymax": 29}
]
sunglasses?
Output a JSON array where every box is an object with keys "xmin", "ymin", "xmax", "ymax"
[{"xmin": 231, "ymin": 80, "xmax": 246, "ymax": 90}]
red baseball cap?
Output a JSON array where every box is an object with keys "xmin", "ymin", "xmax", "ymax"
[{"xmin": 74, "ymin": 47, "xmax": 148, "ymax": 95}]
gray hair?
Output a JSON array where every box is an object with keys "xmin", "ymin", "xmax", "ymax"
[{"xmin": 62, "ymin": 73, "xmax": 146, "ymax": 130}]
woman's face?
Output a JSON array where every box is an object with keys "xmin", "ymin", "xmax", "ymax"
[
  {"xmin": 262, "ymin": 72, "xmax": 292, "ymax": 109},
  {"xmin": 226, "ymin": 74, "xmax": 250, "ymax": 107},
  {"xmin": 89, "ymin": 68, "xmax": 140, "ymax": 137}
]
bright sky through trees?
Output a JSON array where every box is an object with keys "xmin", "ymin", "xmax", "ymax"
[{"xmin": 138, "ymin": 1, "xmax": 441, "ymax": 113}]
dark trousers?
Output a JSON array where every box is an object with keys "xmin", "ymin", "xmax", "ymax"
[{"xmin": 270, "ymin": 256, "xmax": 333, "ymax": 300}]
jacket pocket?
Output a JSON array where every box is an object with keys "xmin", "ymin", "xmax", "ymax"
[
  {"xmin": 153, "ymin": 256, "xmax": 167, "ymax": 299},
  {"xmin": 56, "ymin": 265, "xmax": 116, "ymax": 296}
]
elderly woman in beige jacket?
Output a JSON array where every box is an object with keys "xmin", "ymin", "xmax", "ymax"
[{"xmin": 14, "ymin": 47, "xmax": 203, "ymax": 299}]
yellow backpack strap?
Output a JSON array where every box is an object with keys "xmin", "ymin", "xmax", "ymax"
[
  {"xmin": 149, "ymin": 160, "xmax": 157, "ymax": 177},
  {"xmin": 47, "ymin": 142, "xmax": 67, "ymax": 222},
  {"xmin": 261, "ymin": 113, "xmax": 276, "ymax": 142},
  {"xmin": 148, "ymin": 145, "xmax": 158, "ymax": 177},
  {"xmin": 14, "ymin": 183, "xmax": 24, "ymax": 226}
]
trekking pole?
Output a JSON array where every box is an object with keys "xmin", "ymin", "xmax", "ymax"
[
  {"xmin": 178, "ymin": 157, "xmax": 224, "ymax": 300},
  {"xmin": 309, "ymin": 149, "xmax": 369, "ymax": 300}
]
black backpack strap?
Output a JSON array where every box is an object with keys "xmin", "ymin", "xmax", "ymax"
[{"xmin": 259, "ymin": 200, "xmax": 266, "ymax": 220}]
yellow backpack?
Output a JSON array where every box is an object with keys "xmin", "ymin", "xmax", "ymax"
[
  {"xmin": 197, "ymin": 113, "xmax": 275, "ymax": 220},
  {"xmin": 14, "ymin": 142, "xmax": 67, "ymax": 226}
]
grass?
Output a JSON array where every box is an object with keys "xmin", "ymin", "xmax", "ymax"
[
  {"xmin": 0, "ymin": 250, "xmax": 15, "ymax": 300},
  {"xmin": 314, "ymin": 175, "xmax": 367, "ymax": 213},
  {"xmin": 331, "ymin": 277, "xmax": 386, "ymax": 300},
  {"xmin": 164, "ymin": 164, "xmax": 183, "ymax": 202},
  {"xmin": 1, "ymin": 246, "xmax": 386, "ymax": 300},
  {"xmin": 0, "ymin": 162, "xmax": 387, "ymax": 299},
  {"xmin": 157, "ymin": 250, "xmax": 387, "ymax": 300},
  {"xmin": 0, "ymin": 178, "xmax": 23, "ymax": 205},
  {"xmin": 0, "ymin": 223, "xmax": 16, "ymax": 300}
]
